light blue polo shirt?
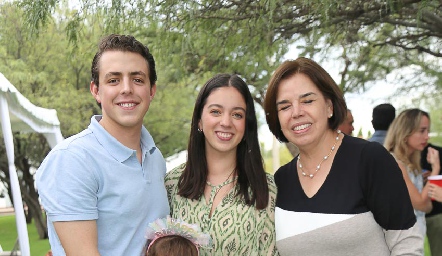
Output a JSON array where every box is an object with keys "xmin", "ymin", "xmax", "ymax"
[{"xmin": 36, "ymin": 115, "xmax": 170, "ymax": 256}]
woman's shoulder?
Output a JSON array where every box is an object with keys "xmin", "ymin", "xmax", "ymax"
[
  {"xmin": 265, "ymin": 173, "xmax": 276, "ymax": 186},
  {"xmin": 265, "ymin": 172, "xmax": 277, "ymax": 195},
  {"xmin": 165, "ymin": 163, "xmax": 185, "ymax": 183},
  {"xmin": 342, "ymin": 135, "xmax": 389, "ymax": 157}
]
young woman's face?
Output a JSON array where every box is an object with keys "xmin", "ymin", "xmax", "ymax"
[
  {"xmin": 276, "ymin": 73, "xmax": 333, "ymax": 148},
  {"xmin": 407, "ymin": 115, "xmax": 430, "ymax": 153},
  {"xmin": 199, "ymin": 86, "xmax": 246, "ymax": 156}
]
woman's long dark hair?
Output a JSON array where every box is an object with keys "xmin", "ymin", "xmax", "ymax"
[{"xmin": 178, "ymin": 74, "xmax": 269, "ymax": 210}]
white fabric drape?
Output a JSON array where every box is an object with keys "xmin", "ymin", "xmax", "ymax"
[{"xmin": 0, "ymin": 73, "xmax": 63, "ymax": 256}]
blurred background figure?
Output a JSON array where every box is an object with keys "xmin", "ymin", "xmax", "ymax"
[
  {"xmin": 338, "ymin": 109, "xmax": 354, "ymax": 136},
  {"xmin": 368, "ymin": 103, "xmax": 396, "ymax": 144},
  {"xmin": 421, "ymin": 142, "xmax": 442, "ymax": 256},
  {"xmin": 384, "ymin": 108, "xmax": 440, "ymax": 241}
]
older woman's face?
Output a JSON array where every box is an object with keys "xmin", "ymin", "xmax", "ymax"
[{"xmin": 276, "ymin": 73, "xmax": 333, "ymax": 148}]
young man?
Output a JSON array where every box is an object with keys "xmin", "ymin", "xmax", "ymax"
[
  {"xmin": 368, "ymin": 103, "xmax": 396, "ymax": 145},
  {"xmin": 36, "ymin": 34, "xmax": 170, "ymax": 255}
]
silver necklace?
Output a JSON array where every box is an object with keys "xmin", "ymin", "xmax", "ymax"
[
  {"xmin": 298, "ymin": 130, "xmax": 341, "ymax": 179},
  {"xmin": 206, "ymin": 168, "xmax": 236, "ymax": 188}
]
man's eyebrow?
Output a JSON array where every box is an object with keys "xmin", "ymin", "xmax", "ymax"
[
  {"xmin": 130, "ymin": 71, "xmax": 147, "ymax": 77},
  {"xmin": 104, "ymin": 72, "xmax": 122, "ymax": 79},
  {"xmin": 104, "ymin": 71, "xmax": 147, "ymax": 79}
]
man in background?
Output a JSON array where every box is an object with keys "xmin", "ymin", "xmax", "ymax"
[
  {"xmin": 368, "ymin": 103, "xmax": 395, "ymax": 144},
  {"xmin": 338, "ymin": 109, "xmax": 354, "ymax": 136}
]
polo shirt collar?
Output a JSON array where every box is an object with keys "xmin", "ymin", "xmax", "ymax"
[{"xmin": 88, "ymin": 115, "xmax": 157, "ymax": 163}]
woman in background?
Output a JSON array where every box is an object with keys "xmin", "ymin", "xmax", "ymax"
[{"xmin": 384, "ymin": 108, "xmax": 440, "ymax": 239}]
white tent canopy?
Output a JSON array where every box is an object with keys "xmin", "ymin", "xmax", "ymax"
[{"xmin": 0, "ymin": 73, "xmax": 63, "ymax": 256}]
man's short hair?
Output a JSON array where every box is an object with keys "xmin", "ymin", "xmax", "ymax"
[{"xmin": 372, "ymin": 103, "xmax": 396, "ymax": 130}]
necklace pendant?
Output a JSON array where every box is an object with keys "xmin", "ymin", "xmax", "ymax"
[{"xmin": 309, "ymin": 174, "xmax": 314, "ymax": 178}]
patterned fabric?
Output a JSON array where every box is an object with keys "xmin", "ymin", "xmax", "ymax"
[{"xmin": 165, "ymin": 165, "xmax": 279, "ymax": 256}]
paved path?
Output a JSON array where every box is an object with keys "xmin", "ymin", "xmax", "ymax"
[{"xmin": 0, "ymin": 207, "xmax": 15, "ymax": 216}]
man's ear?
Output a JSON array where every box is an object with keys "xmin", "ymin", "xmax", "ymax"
[
  {"xmin": 90, "ymin": 81, "xmax": 101, "ymax": 103},
  {"xmin": 150, "ymin": 84, "xmax": 157, "ymax": 100}
]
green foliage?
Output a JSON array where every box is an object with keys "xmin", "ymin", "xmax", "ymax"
[
  {"xmin": 16, "ymin": 0, "xmax": 442, "ymax": 102},
  {"xmin": 0, "ymin": 1, "xmax": 197, "ymax": 157},
  {"xmin": 357, "ymin": 127, "xmax": 363, "ymax": 138},
  {"xmin": 424, "ymin": 94, "xmax": 442, "ymax": 146}
]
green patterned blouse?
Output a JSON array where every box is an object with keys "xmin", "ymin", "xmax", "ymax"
[{"xmin": 165, "ymin": 165, "xmax": 279, "ymax": 256}]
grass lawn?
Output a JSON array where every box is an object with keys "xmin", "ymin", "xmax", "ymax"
[
  {"xmin": 425, "ymin": 236, "xmax": 432, "ymax": 256},
  {"xmin": 0, "ymin": 214, "xmax": 434, "ymax": 255},
  {"xmin": 0, "ymin": 215, "xmax": 50, "ymax": 256}
]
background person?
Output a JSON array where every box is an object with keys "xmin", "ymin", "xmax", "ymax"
[
  {"xmin": 421, "ymin": 143, "xmax": 442, "ymax": 256},
  {"xmin": 337, "ymin": 109, "xmax": 354, "ymax": 135},
  {"xmin": 368, "ymin": 103, "xmax": 396, "ymax": 144},
  {"xmin": 384, "ymin": 108, "xmax": 440, "ymax": 239},
  {"xmin": 165, "ymin": 74, "xmax": 278, "ymax": 256},
  {"xmin": 264, "ymin": 57, "xmax": 422, "ymax": 256},
  {"xmin": 428, "ymin": 183, "xmax": 442, "ymax": 202},
  {"xmin": 36, "ymin": 34, "xmax": 170, "ymax": 255}
]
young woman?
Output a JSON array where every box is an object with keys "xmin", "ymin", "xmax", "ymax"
[
  {"xmin": 165, "ymin": 74, "xmax": 278, "ymax": 255},
  {"xmin": 384, "ymin": 108, "xmax": 441, "ymax": 238}
]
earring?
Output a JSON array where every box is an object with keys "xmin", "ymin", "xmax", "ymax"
[
  {"xmin": 198, "ymin": 128, "xmax": 203, "ymax": 132},
  {"xmin": 329, "ymin": 113, "xmax": 333, "ymax": 118}
]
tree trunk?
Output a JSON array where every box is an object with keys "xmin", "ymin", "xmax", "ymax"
[
  {"xmin": 19, "ymin": 156, "xmax": 48, "ymax": 239},
  {"xmin": 23, "ymin": 192, "xmax": 48, "ymax": 239}
]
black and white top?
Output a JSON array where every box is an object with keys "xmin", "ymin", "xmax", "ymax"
[{"xmin": 275, "ymin": 135, "xmax": 423, "ymax": 256}]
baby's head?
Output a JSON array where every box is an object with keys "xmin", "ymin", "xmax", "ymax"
[
  {"xmin": 145, "ymin": 216, "xmax": 211, "ymax": 256},
  {"xmin": 147, "ymin": 235, "xmax": 198, "ymax": 256}
]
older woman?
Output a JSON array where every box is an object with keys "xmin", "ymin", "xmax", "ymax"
[{"xmin": 264, "ymin": 57, "xmax": 422, "ymax": 255}]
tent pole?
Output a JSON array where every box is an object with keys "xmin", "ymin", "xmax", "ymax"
[{"xmin": 0, "ymin": 96, "xmax": 31, "ymax": 256}]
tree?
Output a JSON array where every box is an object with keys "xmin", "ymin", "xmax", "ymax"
[
  {"xmin": 18, "ymin": 0, "xmax": 442, "ymax": 92},
  {"xmin": 367, "ymin": 130, "xmax": 372, "ymax": 139},
  {"xmin": 17, "ymin": 0, "xmax": 442, "ymax": 158},
  {"xmin": 0, "ymin": 2, "xmax": 195, "ymax": 239}
]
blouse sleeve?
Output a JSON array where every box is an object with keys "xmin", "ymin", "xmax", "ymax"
[
  {"xmin": 359, "ymin": 142, "xmax": 422, "ymax": 255},
  {"xmin": 164, "ymin": 164, "xmax": 184, "ymax": 216},
  {"xmin": 259, "ymin": 174, "xmax": 280, "ymax": 256}
]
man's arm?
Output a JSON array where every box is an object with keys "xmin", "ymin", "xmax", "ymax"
[{"xmin": 53, "ymin": 220, "xmax": 100, "ymax": 256}]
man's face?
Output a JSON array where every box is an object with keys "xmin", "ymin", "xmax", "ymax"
[
  {"xmin": 339, "ymin": 111, "xmax": 354, "ymax": 136},
  {"xmin": 90, "ymin": 50, "xmax": 156, "ymax": 132}
]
